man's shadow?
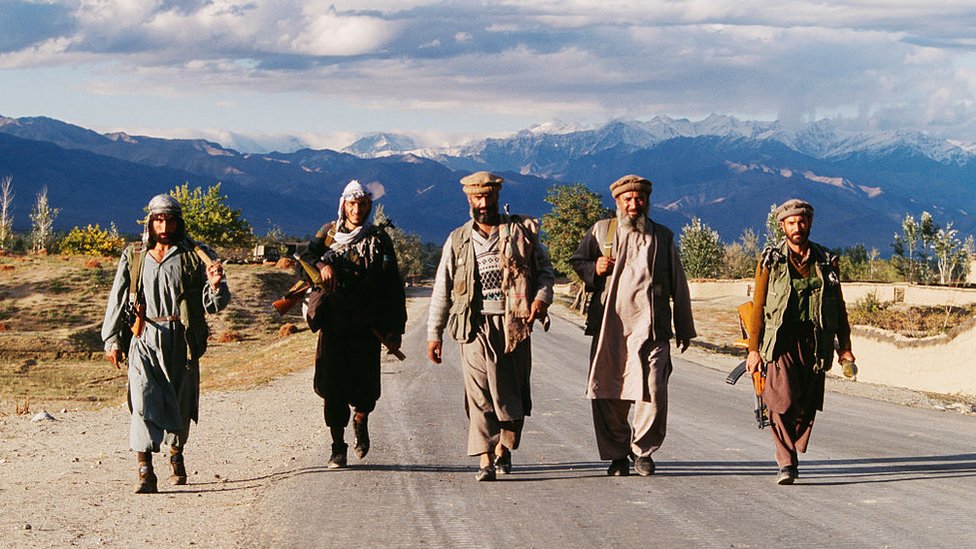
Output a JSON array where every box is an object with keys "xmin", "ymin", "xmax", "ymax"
[{"xmin": 169, "ymin": 453, "xmax": 976, "ymax": 492}]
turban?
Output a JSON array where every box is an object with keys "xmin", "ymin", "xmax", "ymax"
[
  {"xmin": 147, "ymin": 194, "xmax": 182, "ymax": 216},
  {"xmin": 460, "ymin": 171, "xmax": 504, "ymax": 195},
  {"xmin": 610, "ymin": 174, "xmax": 653, "ymax": 198}
]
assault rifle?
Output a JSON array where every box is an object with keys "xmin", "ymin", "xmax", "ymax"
[
  {"xmin": 272, "ymin": 256, "xmax": 406, "ymax": 361},
  {"xmin": 725, "ymin": 301, "xmax": 771, "ymax": 429}
]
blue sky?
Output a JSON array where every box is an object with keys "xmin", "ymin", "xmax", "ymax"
[{"xmin": 2, "ymin": 0, "xmax": 976, "ymax": 151}]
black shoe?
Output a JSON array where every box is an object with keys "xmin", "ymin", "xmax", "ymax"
[
  {"xmin": 328, "ymin": 443, "xmax": 348, "ymax": 469},
  {"xmin": 634, "ymin": 456, "xmax": 655, "ymax": 476},
  {"xmin": 475, "ymin": 465, "xmax": 496, "ymax": 482},
  {"xmin": 169, "ymin": 452, "xmax": 187, "ymax": 485},
  {"xmin": 495, "ymin": 452, "xmax": 512, "ymax": 475},
  {"xmin": 607, "ymin": 458, "xmax": 630, "ymax": 476},
  {"xmin": 775, "ymin": 465, "xmax": 798, "ymax": 485},
  {"xmin": 135, "ymin": 465, "xmax": 158, "ymax": 494},
  {"xmin": 353, "ymin": 417, "xmax": 370, "ymax": 459}
]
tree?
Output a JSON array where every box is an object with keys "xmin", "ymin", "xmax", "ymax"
[
  {"xmin": 679, "ymin": 217, "xmax": 723, "ymax": 279},
  {"xmin": 892, "ymin": 212, "xmax": 937, "ymax": 283},
  {"xmin": 930, "ymin": 223, "xmax": 964, "ymax": 285},
  {"xmin": 721, "ymin": 227, "xmax": 760, "ymax": 279},
  {"xmin": 373, "ymin": 204, "xmax": 427, "ymax": 281},
  {"xmin": 541, "ymin": 183, "xmax": 611, "ymax": 309},
  {"xmin": 0, "ymin": 176, "xmax": 13, "ymax": 251},
  {"xmin": 29, "ymin": 187, "xmax": 59, "ymax": 253},
  {"xmin": 167, "ymin": 183, "xmax": 253, "ymax": 249},
  {"xmin": 763, "ymin": 203, "xmax": 785, "ymax": 248}
]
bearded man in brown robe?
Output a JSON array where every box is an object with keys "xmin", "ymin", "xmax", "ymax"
[{"xmin": 570, "ymin": 175, "xmax": 696, "ymax": 477}]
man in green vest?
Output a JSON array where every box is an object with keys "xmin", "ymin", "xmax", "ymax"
[
  {"xmin": 426, "ymin": 171, "xmax": 555, "ymax": 481},
  {"xmin": 570, "ymin": 175, "xmax": 696, "ymax": 477},
  {"xmin": 745, "ymin": 198, "xmax": 855, "ymax": 485},
  {"xmin": 102, "ymin": 194, "xmax": 231, "ymax": 493}
]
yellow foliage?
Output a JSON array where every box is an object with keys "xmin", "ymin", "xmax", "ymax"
[{"xmin": 60, "ymin": 224, "xmax": 126, "ymax": 256}]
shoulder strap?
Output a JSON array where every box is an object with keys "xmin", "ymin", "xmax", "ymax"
[
  {"xmin": 128, "ymin": 242, "xmax": 146, "ymax": 302},
  {"xmin": 602, "ymin": 218, "xmax": 617, "ymax": 258},
  {"xmin": 324, "ymin": 222, "xmax": 338, "ymax": 248}
]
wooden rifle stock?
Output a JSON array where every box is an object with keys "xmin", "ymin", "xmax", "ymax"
[{"xmin": 272, "ymin": 281, "xmax": 312, "ymax": 316}]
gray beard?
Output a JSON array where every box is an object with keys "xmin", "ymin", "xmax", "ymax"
[{"xmin": 617, "ymin": 208, "xmax": 648, "ymax": 232}]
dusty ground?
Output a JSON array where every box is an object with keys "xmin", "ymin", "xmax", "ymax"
[{"xmin": 1, "ymin": 267, "xmax": 972, "ymax": 548}]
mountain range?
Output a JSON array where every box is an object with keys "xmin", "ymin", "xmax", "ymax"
[{"xmin": 1, "ymin": 114, "xmax": 973, "ymax": 251}]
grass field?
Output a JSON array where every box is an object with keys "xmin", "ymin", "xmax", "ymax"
[{"xmin": 0, "ymin": 253, "xmax": 318, "ymax": 414}]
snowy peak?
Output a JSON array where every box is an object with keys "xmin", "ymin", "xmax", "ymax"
[{"xmin": 342, "ymin": 133, "xmax": 420, "ymax": 158}]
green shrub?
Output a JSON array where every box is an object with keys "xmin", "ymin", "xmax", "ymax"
[{"xmin": 59, "ymin": 224, "xmax": 126, "ymax": 256}]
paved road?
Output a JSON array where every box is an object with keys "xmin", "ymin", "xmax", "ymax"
[{"xmin": 242, "ymin": 309, "xmax": 976, "ymax": 548}]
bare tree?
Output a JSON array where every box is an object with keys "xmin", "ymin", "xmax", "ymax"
[
  {"xmin": 29, "ymin": 187, "xmax": 59, "ymax": 253},
  {"xmin": 0, "ymin": 176, "xmax": 13, "ymax": 250}
]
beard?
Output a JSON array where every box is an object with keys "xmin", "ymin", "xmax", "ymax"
[
  {"xmin": 471, "ymin": 204, "xmax": 500, "ymax": 225},
  {"xmin": 149, "ymin": 221, "xmax": 184, "ymax": 245},
  {"xmin": 617, "ymin": 207, "xmax": 648, "ymax": 232}
]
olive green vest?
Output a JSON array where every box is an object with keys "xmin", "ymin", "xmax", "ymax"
[
  {"xmin": 445, "ymin": 215, "xmax": 537, "ymax": 343},
  {"xmin": 759, "ymin": 242, "xmax": 843, "ymax": 373}
]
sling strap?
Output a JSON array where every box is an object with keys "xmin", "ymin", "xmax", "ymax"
[{"xmin": 601, "ymin": 218, "xmax": 617, "ymax": 258}]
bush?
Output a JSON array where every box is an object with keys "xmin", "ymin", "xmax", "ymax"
[{"xmin": 59, "ymin": 224, "xmax": 126, "ymax": 256}]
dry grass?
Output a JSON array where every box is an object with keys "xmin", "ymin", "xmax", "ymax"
[
  {"xmin": 848, "ymin": 293, "xmax": 976, "ymax": 338},
  {"xmin": 0, "ymin": 254, "xmax": 309, "ymax": 413},
  {"xmin": 0, "ymin": 253, "xmax": 429, "ymax": 414}
]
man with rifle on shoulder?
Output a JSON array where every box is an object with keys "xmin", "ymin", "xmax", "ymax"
[
  {"xmin": 298, "ymin": 180, "xmax": 407, "ymax": 469},
  {"xmin": 746, "ymin": 198, "xmax": 855, "ymax": 485},
  {"xmin": 101, "ymin": 194, "xmax": 230, "ymax": 494}
]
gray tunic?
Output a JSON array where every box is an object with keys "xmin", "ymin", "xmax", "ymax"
[{"xmin": 101, "ymin": 245, "xmax": 230, "ymax": 452}]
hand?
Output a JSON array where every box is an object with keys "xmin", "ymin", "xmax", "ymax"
[
  {"xmin": 206, "ymin": 261, "xmax": 224, "ymax": 290},
  {"xmin": 318, "ymin": 264, "xmax": 337, "ymax": 293},
  {"xmin": 676, "ymin": 338, "xmax": 690, "ymax": 353},
  {"xmin": 105, "ymin": 350, "xmax": 123, "ymax": 370},
  {"xmin": 595, "ymin": 256, "xmax": 616, "ymax": 276},
  {"xmin": 427, "ymin": 340, "xmax": 443, "ymax": 365},
  {"xmin": 527, "ymin": 300, "xmax": 549, "ymax": 325},
  {"xmin": 839, "ymin": 350, "xmax": 856, "ymax": 364},
  {"xmin": 746, "ymin": 350, "xmax": 763, "ymax": 374}
]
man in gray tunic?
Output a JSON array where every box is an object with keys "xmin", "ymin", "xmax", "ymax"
[
  {"xmin": 102, "ymin": 194, "xmax": 230, "ymax": 493},
  {"xmin": 427, "ymin": 171, "xmax": 554, "ymax": 481},
  {"xmin": 570, "ymin": 175, "xmax": 696, "ymax": 477}
]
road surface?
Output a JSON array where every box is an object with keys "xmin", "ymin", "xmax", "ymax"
[{"xmin": 242, "ymin": 308, "xmax": 976, "ymax": 548}]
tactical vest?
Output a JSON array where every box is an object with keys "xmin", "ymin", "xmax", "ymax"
[
  {"xmin": 445, "ymin": 215, "xmax": 537, "ymax": 343},
  {"xmin": 584, "ymin": 218, "xmax": 675, "ymax": 340},
  {"xmin": 759, "ymin": 242, "xmax": 842, "ymax": 372},
  {"xmin": 127, "ymin": 240, "xmax": 211, "ymax": 362}
]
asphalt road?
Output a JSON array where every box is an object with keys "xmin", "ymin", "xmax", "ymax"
[{"xmin": 242, "ymin": 310, "xmax": 976, "ymax": 548}]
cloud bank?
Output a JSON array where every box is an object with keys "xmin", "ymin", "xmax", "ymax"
[{"xmin": 3, "ymin": 0, "xmax": 976, "ymax": 140}]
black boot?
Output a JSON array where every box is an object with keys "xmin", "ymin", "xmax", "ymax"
[
  {"xmin": 353, "ymin": 414, "xmax": 370, "ymax": 459},
  {"xmin": 328, "ymin": 442, "xmax": 348, "ymax": 469}
]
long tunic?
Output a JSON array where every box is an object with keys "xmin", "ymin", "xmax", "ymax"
[
  {"xmin": 304, "ymin": 224, "xmax": 407, "ymax": 410},
  {"xmin": 101, "ymin": 244, "xmax": 230, "ymax": 452},
  {"xmin": 570, "ymin": 219, "xmax": 696, "ymax": 401}
]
